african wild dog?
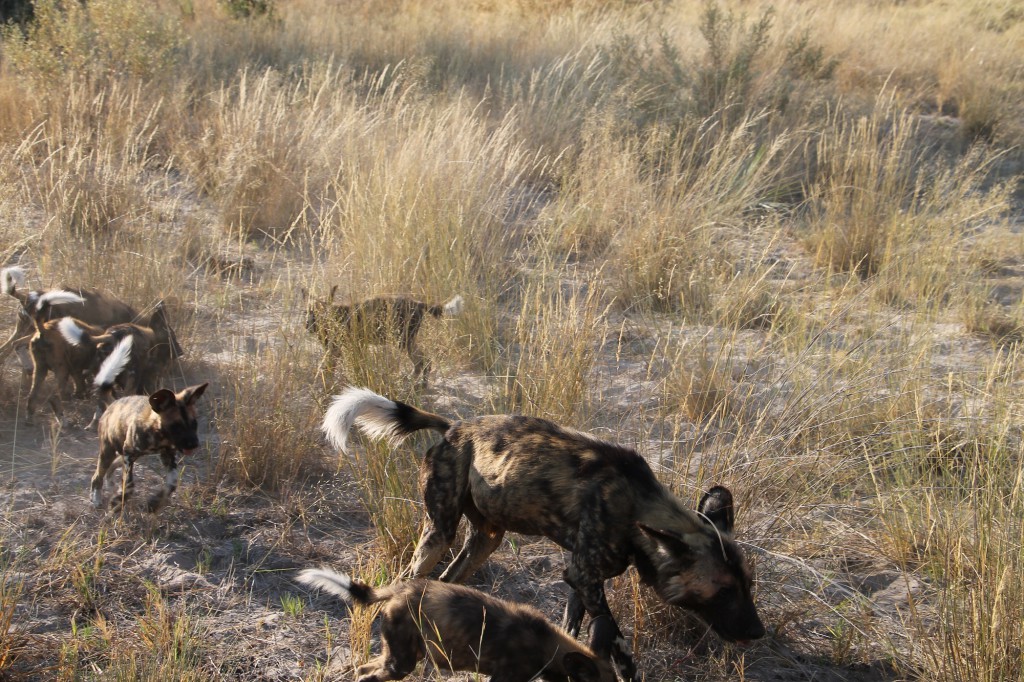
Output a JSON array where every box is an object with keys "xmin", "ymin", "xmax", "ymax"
[
  {"xmin": 61, "ymin": 301, "xmax": 184, "ymax": 427},
  {"xmin": 302, "ymin": 287, "xmax": 463, "ymax": 386},
  {"xmin": 91, "ymin": 382, "xmax": 208, "ymax": 514},
  {"xmin": 322, "ymin": 387, "xmax": 765, "ymax": 682},
  {"xmin": 22, "ymin": 293, "xmax": 104, "ymax": 423},
  {"xmin": 1, "ymin": 266, "xmax": 139, "ymax": 370},
  {"xmin": 296, "ymin": 567, "xmax": 617, "ymax": 682}
]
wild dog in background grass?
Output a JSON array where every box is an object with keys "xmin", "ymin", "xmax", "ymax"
[
  {"xmin": 91, "ymin": 382, "xmax": 208, "ymax": 514},
  {"xmin": 302, "ymin": 287, "xmax": 463, "ymax": 387},
  {"xmin": 323, "ymin": 388, "xmax": 766, "ymax": 682},
  {"xmin": 22, "ymin": 292, "xmax": 103, "ymax": 424},
  {"xmin": 1, "ymin": 266, "xmax": 138, "ymax": 371},
  {"xmin": 60, "ymin": 301, "xmax": 185, "ymax": 427},
  {"xmin": 296, "ymin": 567, "xmax": 617, "ymax": 682}
]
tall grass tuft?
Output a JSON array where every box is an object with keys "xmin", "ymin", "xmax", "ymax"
[
  {"xmin": 492, "ymin": 269, "xmax": 610, "ymax": 425},
  {"xmin": 216, "ymin": 343, "xmax": 325, "ymax": 492}
]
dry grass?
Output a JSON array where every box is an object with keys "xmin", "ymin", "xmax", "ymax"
[{"xmin": 0, "ymin": 0, "xmax": 1022, "ymax": 680}]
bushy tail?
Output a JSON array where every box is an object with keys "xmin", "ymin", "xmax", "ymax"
[
  {"xmin": 320, "ymin": 386, "xmax": 450, "ymax": 454},
  {"xmin": 1, "ymin": 266, "xmax": 25, "ymax": 296},
  {"xmin": 32, "ymin": 290, "xmax": 86, "ymax": 322},
  {"xmin": 294, "ymin": 568, "xmax": 378, "ymax": 606},
  {"xmin": 58, "ymin": 317, "xmax": 88, "ymax": 347},
  {"xmin": 94, "ymin": 335, "xmax": 133, "ymax": 389},
  {"xmin": 427, "ymin": 295, "xmax": 464, "ymax": 318}
]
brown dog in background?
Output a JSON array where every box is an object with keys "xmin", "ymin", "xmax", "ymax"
[
  {"xmin": 296, "ymin": 567, "xmax": 616, "ymax": 682},
  {"xmin": 1, "ymin": 266, "xmax": 138, "ymax": 369},
  {"xmin": 303, "ymin": 287, "xmax": 463, "ymax": 386},
  {"xmin": 61, "ymin": 301, "xmax": 184, "ymax": 427}
]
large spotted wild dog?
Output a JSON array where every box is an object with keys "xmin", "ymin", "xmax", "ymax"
[
  {"xmin": 296, "ymin": 567, "xmax": 618, "ymax": 682},
  {"xmin": 322, "ymin": 387, "xmax": 765, "ymax": 682}
]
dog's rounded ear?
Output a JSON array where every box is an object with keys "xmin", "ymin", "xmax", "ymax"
[
  {"xmin": 636, "ymin": 522, "xmax": 692, "ymax": 553},
  {"xmin": 149, "ymin": 389, "xmax": 176, "ymax": 413},
  {"xmin": 180, "ymin": 382, "xmax": 209, "ymax": 405},
  {"xmin": 562, "ymin": 652, "xmax": 603, "ymax": 682},
  {"xmin": 698, "ymin": 486, "xmax": 735, "ymax": 535}
]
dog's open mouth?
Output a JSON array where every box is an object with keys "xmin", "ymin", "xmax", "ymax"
[{"xmin": 181, "ymin": 447, "xmax": 198, "ymax": 457}]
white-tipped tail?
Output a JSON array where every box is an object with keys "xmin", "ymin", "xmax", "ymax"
[
  {"xmin": 34, "ymin": 290, "xmax": 86, "ymax": 312},
  {"xmin": 58, "ymin": 317, "xmax": 86, "ymax": 346},
  {"xmin": 321, "ymin": 387, "xmax": 408, "ymax": 454},
  {"xmin": 1, "ymin": 266, "xmax": 25, "ymax": 295},
  {"xmin": 443, "ymin": 295, "xmax": 464, "ymax": 317},
  {"xmin": 94, "ymin": 335, "xmax": 133, "ymax": 388},
  {"xmin": 295, "ymin": 568, "xmax": 354, "ymax": 601}
]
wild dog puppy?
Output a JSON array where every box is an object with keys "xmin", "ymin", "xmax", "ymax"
[
  {"xmin": 23, "ymin": 292, "xmax": 105, "ymax": 423},
  {"xmin": 1, "ymin": 266, "xmax": 139, "ymax": 368},
  {"xmin": 296, "ymin": 567, "xmax": 617, "ymax": 682},
  {"xmin": 322, "ymin": 388, "xmax": 766, "ymax": 682},
  {"xmin": 91, "ymin": 383, "xmax": 208, "ymax": 514},
  {"xmin": 302, "ymin": 287, "xmax": 463, "ymax": 386},
  {"xmin": 61, "ymin": 301, "xmax": 182, "ymax": 407}
]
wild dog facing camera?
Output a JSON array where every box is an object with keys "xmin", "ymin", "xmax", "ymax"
[{"xmin": 91, "ymin": 383, "xmax": 209, "ymax": 514}]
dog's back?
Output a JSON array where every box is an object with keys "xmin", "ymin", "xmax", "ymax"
[
  {"xmin": 304, "ymin": 291, "xmax": 462, "ymax": 385},
  {"xmin": 1, "ymin": 265, "xmax": 139, "ymax": 364},
  {"xmin": 296, "ymin": 568, "xmax": 615, "ymax": 682}
]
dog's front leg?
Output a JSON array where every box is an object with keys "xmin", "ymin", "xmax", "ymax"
[
  {"xmin": 563, "ymin": 571, "xmax": 637, "ymax": 682},
  {"xmin": 145, "ymin": 450, "xmax": 178, "ymax": 513},
  {"xmin": 562, "ymin": 590, "xmax": 586, "ymax": 637}
]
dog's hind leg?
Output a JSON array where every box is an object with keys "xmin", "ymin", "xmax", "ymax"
[
  {"xmin": 437, "ymin": 519, "xmax": 504, "ymax": 583},
  {"xmin": 24, "ymin": 341, "xmax": 50, "ymax": 424},
  {"xmin": 409, "ymin": 442, "xmax": 465, "ymax": 578},
  {"xmin": 90, "ymin": 443, "xmax": 121, "ymax": 508},
  {"xmin": 410, "ymin": 519, "xmax": 459, "ymax": 579},
  {"xmin": 405, "ymin": 339, "xmax": 430, "ymax": 388},
  {"xmin": 145, "ymin": 451, "xmax": 178, "ymax": 513},
  {"xmin": 110, "ymin": 456, "xmax": 137, "ymax": 514}
]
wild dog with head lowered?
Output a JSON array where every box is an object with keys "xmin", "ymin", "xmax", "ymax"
[
  {"xmin": 296, "ymin": 566, "xmax": 617, "ymax": 682},
  {"xmin": 1, "ymin": 266, "xmax": 138, "ymax": 369},
  {"xmin": 302, "ymin": 288, "xmax": 463, "ymax": 387},
  {"xmin": 321, "ymin": 387, "xmax": 765, "ymax": 682},
  {"xmin": 91, "ymin": 382, "xmax": 208, "ymax": 514}
]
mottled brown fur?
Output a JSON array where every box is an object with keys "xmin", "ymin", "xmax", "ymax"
[
  {"xmin": 303, "ymin": 288, "xmax": 462, "ymax": 386},
  {"xmin": 91, "ymin": 383, "xmax": 208, "ymax": 514},
  {"xmin": 295, "ymin": 567, "xmax": 616, "ymax": 682},
  {"xmin": 322, "ymin": 388, "xmax": 765, "ymax": 682},
  {"xmin": 24, "ymin": 316, "xmax": 107, "ymax": 422},
  {"xmin": 80, "ymin": 303, "xmax": 183, "ymax": 424},
  {"xmin": 1, "ymin": 273, "xmax": 138, "ymax": 367}
]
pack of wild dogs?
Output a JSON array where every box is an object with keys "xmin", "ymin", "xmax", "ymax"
[{"xmin": 3, "ymin": 266, "xmax": 765, "ymax": 681}]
